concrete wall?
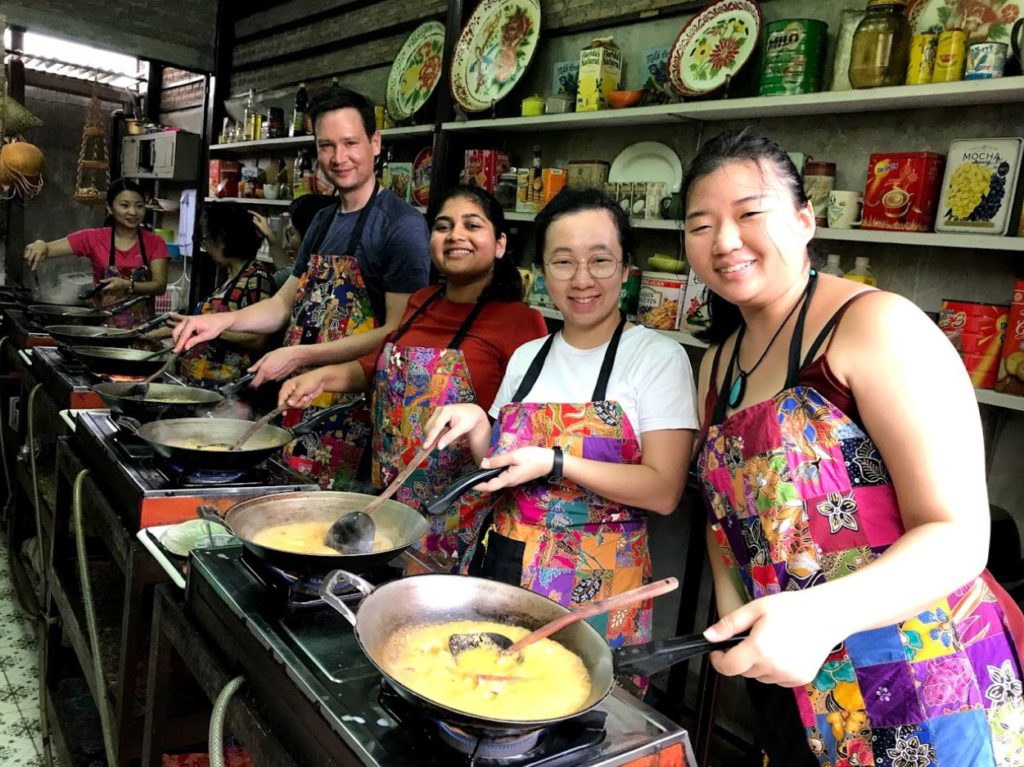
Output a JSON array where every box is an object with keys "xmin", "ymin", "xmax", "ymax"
[{"xmin": 2, "ymin": 0, "xmax": 216, "ymax": 71}]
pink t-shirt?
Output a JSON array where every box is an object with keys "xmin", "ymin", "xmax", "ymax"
[{"xmin": 67, "ymin": 227, "xmax": 170, "ymax": 281}]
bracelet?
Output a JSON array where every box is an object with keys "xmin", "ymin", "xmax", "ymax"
[
  {"xmin": 129, "ymin": 278, "xmax": 135, "ymax": 295},
  {"xmin": 548, "ymin": 445, "xmax": 563, "ymax": 483}
]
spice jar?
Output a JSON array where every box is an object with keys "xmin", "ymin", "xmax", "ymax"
[
  {"xmin": 803, "ymin": 161, "xmax": 837, "ymax": 226},
  {"xmin": 495, "ymin": 171, "xmax": 518, "ymax": 211},
  {"xmin": 849, "ymin": 0, "xmax": 912, "ymax": 88}
]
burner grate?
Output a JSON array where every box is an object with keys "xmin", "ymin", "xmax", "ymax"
[{"xmin": 437, "ymin": 723, "xmax": 543, "ymax": 759}]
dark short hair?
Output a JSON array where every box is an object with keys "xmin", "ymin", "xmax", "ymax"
[
  {"xmin": 429, "ymin": 185, "xmax": 522, "ymax": 303},
  {"xmin": 533, "ymin": 188, "xmax": 635, "ymax": 267},
  {"xmin": 308, "ymin": 87, "xmax": 376, "ymax": 139},
  {"xmin": 681, "ymin": 128, "xmax": 815, "ymax": 345},
  {"xmin": 288, "ymin": 194, "xmax": 338, "ymax": 237},
  {"xmin": 106, "ymin": 177, "xmax": 146, "ymax": 206},
  {"xmin": 203, "ymin": 203, "xmax": 262, "ymax": 262}
]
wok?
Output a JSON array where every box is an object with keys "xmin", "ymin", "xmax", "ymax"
[
  {"xmin": 206, "ymin": 490, "xmax": 433, "ymax": 573},
  {"xmin": 28, "ymin": 304, "xmax": 111, "ymax": 326},
  {"xmin": 320, "ymin": 571, "xmax": 743, "ymax": 734},
  {"xmin": 61, "ymin": 344, "xmax": 172, "ymax": 378},
  {"xmin": 45, "ymin": 312, "xmax": 171, "ymax": 347},
  {"xmin": 135, "ymin": 395, "xmax": 366, "ymax": 471},
  {"xmin": 93, "ymin": 381, "xmax": 224, "ymax": 422}
]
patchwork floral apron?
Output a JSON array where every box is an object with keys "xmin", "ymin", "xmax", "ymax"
[
  {"xmin": 698, "ymin": 275, "xmax": 1024, "ymax": 767},
  {"xmin": 97, "ymin": 227, "xmax": 152, "ymax": 328},
  {"xmin": 178, "ymin": 261, "xmax": 261, "ymax": 389},
  {"xmin": 281, "ymin": 186, "xmax": 377, "ymax": 490},
  {"xmin": 466, "ymin": 318, "xmax": 653, "ymax": 648},
  {"xmin": 371, "ymin": 288, "xmax": 492, "ymax": 570}
]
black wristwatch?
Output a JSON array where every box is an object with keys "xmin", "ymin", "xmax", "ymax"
[{"xmin": 548, "ymin": 446, "xmax": 563, "ymax": 483}]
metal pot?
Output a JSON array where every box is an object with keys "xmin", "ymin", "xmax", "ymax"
[
  {"xmin": 134, "ymin": 396, "xmax": 366, "ymax": 471},
  {"xmin": 93, "ymin": 381, "xmax": 224, "ymax": 422},
  {"xmin": 208, "ymin": 491, "xmax": 431, "ymax": 573},
  {"xmin": 320, "ymin": 571, "xmax": 742, "ymax": 734}
]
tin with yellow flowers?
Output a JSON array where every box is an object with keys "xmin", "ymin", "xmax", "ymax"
[{"xmin": 935, "ymin": 137, "xmax": 1024, "ymax": 235}]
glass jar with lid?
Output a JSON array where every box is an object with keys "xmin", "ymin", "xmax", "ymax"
[{"xmin": 849, "ymin": 0, "xmax": 912, "ymax": 88}]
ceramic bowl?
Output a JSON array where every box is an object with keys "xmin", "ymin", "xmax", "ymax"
[{"xmin": 607, "ymin": 90, "xmax": 644, "ymax": 109}]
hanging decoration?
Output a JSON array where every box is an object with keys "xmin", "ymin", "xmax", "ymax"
[{"xmin": 73, "ymin": 84, "xmax": 110, "ymax": 205}]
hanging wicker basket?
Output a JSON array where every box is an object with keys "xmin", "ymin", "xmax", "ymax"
[{"xmin": 73, "ymin": 88, "xmax": 110, "ymax": 205}]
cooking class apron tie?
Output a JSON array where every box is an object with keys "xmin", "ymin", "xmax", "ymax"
[
  {"xmin": 281, "ymin": 183, "xmax": 378, "ymax": 490},
  {"xmin": 98, "ymin": 226, "xmax": 152, "ymax": 328},
  {"xmin": 178, "ymin": 260, "xmax": 257, "ymax": 389},
  {"xmin": 371, "ymin": 287, "xmax": 492, "ymax": 571},
  {"xmin": 465, "ymin": 315, "xmax": 653, "ymax": 650},
  {"xmin": 698, "ymin": 273, "xmax": 1024, "ymax": 765}
]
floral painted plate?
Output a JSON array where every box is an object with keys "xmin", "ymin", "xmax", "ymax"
[
  {"xmin": 450, "ymin": 0, "xmax": 542, "ymax": 113},
  {"xmin": 412, "ymin": 147, "xmax": 432, "ymax": 207},
  {"xmin": 909, "ymin": 0, "xmax": 1021, "ymax": 43},
  {"xmin": 387, "ymin": 21, "xmax": 446, "ymax": 122},
  {"xmin": 668, "ymin": 0, "xmax": 762, "ymax": 97}
]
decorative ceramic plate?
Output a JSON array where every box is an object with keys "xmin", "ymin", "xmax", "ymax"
[
  {"xmin": 450, "ymin": 0, "xmax": 542, "ymax": 113},
  {"xmin": 909, "ymin": 0, "xmax": 1021, "ymax": 42},
  {"xmin": 668, "ymin": 0, "xmax": 762, "ymax": 97},
  {"xmin": 608, "ymin": 142, "xmax": 684, "ymax": 193},
  {"xmin": 387, "ymin": 21, "xmax": 446, "ymax": 122},
  {"xmin": 412, "ymin": 147, "xmax": 433, "ymax": 207}
]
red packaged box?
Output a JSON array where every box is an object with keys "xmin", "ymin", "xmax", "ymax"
[
  {"xmin": 464, "ymin": 150, "xmax": 511, "ymax": 193},
  {"xmin": 861, "ymin": 152, "xmax": 945, "ymax": 232},
  {"xmin": 939, "ymin": 298, "xmax": 1009, "ymax": 389},
  {"xmin": 209, "ymin": 159, "xmax": 240, "ymax": 199},
  {"xmin": 995, "ymin": 279, "xmax": 1024, "ymax": 395}
]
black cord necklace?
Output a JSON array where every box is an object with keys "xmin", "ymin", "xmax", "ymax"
[{"xmin": 727, "ymin": 271, "xmax": 816, "ymax": 408}]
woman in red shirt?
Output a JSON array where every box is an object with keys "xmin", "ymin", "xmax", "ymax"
[
  {"xmin": 24, "ymin": 178, "xmax": 169, "ymax": 327},
  {"xmin": 279, "ymin": 185, "xmax": 547, "ymax": 569}
]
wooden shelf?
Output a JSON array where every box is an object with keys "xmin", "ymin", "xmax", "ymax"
[
  {"xmin": 209, "ymin": 124, "xmax": 433, "ymax": 154},
  {"xmin": 381, "ymin": 124, "xmax": 435, "ymax": 139},
  {"xmin": 507, "ymin": 210, "xmax": 683, "ymax": 231},
  {"xmin": 204, "ymin": 196, "xmax": 290, "ymax": 206},
  {"xmin": 532, "ymin": 305, "xmax": 708, "ymax": 348},
  {"xmin": 442, "ymin": 77, "xmax": 1024, "ymax": 133}
]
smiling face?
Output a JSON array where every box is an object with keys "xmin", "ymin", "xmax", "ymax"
[
  {"xmin": 430, "ymin": 195, "xmax": 506, "ymax": 286},
  {"xmin": 683, "ymin": 159, "xmax": 815, "ymax": 309},
  {"xmin": 314, "ymin": 107, "xmax": 380, "ymax": 195},
  {"xmin": 107, "ymin": 190, "xmax": 146, "ymax": 231},
  {"xmin": 542, "ymin": 208, "xmax": 627, "ymax": 332}
]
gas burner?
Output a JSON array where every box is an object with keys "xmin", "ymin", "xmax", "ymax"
[
  {"xmin": 111, "ymin": 414, "xmax": 142, "ymax": 434},
  {"xmin": 436, "ymin": 723, "xmax": 543, "ymax": 759},
  {"xmin": 177, "ymin": 468, "xmax": 249, "ymax": 486}
]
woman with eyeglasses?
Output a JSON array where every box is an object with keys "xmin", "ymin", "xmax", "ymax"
[{"xmin": 424, "ymin": 188, "xmax": 698, "ymax": 651}]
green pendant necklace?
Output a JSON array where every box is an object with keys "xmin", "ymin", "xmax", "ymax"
[{"xmin": 728, "ymin": 272, "xmax": 815, "ymax": 409}]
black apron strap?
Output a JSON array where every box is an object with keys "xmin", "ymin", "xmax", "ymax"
[
  {"xmin": 214, "ymin": 260, "xmax": 253, "ymax": 302},
  {"xmin": 391, "ymin": 287, "xmax": 445, "ymax": 344},
  {"xmin": 344, "ymin": 179, "xmax": 380, "ymax": 258},
  {"xmin": 108, "ymin": 227, "xmax": 148, "ymax": 269},
  {"xmin": 783, "ymin": 271, "xmax": 819, "ymax": 389},
  {"xmin": 712, "ymin": 325, "xmax": 745, "ymax": 426},
  {"xmin": 306, "ymin": 206, "xmax": 337, "ymax": 256},
  {"xmin": 510, "ymin": 334, "xmax": 556, "ymax": 403},
  {"xmin": 800, "ymin": 290, "xmax": 874, "ymax": 369},
  {"xmin": 592, "ymin": 314, "xmax": 627, "ymax": 401},
  {"xmin": 448, "ymin": 299, "xmax": 489, "ymax": 350}
]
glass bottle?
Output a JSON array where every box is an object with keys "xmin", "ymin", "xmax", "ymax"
[
  {"xmin": 530, "ymin": 145, "xmax": 543, "ymax": 207},
  {"xmin": 293, "ymin": 150, "xmax": 310, "ymax": 199},
  {"xmin": 380, "ymin": 146, "xmax": 393, "ymax": 191},
  {"xmin": 843, "ymin": 256, "xmax": 878, "ymax": 286},
  {"xmin": 291, "ymin": 83, "xmax": 309, "ymax": 138},
  {"xmin": 849, "ymin": 0, "xmax": 912, "ymax": 88},
  {"xmin": 243, "ymin": 88, "xmax": 262, "ymax": 141},
  {"xmin": 820, "ymin": 254, "xmax": 844, "ymax": 277}
]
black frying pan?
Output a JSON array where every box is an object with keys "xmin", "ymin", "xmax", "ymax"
[
  {"xmin": 28, "ymin": 304, "xmax": 111, "ymax": 326},
  {"xmin": 45, "ymin": 312, "xmax": 171, "ymax": 347},
  {"xmin": 134, "ymin": 395, "xmax": 367, "ymax": 471},
  {"xmin": 61, "ymin": 345, "xmax": 172, "ymax": 377},
  {"xmin": 93, "ymin": 381, "xmax": 224, "ymax": 422}
]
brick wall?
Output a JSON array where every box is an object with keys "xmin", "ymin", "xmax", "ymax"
[{"xmin": 3, "ymin": 0, "xmax": 216, "ymax": 72}]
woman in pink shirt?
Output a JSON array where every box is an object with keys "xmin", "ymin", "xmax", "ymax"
[{"xmin": 24, "ymin": 178, "xmax": 169, "ymax": 327}]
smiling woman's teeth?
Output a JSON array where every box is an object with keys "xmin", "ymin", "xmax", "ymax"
[{"xmin": 719, "ymin": 262, "xmax": 753, "ymax": 274}]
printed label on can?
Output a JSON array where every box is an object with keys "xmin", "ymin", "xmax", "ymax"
[
  {"xmin": 759, "ymin": 19, "xmax": 828, "ymax": 96},
  {"xmin": 638, "ymin": 272, "xmax": 686, "ymax": 330}
]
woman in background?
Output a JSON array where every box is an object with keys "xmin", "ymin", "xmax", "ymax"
[{"xmin": 251, "ymin": 194, "xmax": 338, "ymax": 289}]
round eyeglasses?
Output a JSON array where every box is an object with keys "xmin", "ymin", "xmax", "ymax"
[{"xmin": 543, "ymin": 256, "xmax": 622, "ymax": 281}]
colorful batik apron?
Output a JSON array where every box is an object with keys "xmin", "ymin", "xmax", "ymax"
[
  {"xmin": 466, "ymin": 317, "xmax": 653, "ymax": 649},
  {"xmin": 280, "ymin": 185, "xmax": 377, "ymax": 490},
  {"xmin": 698, "ymin": 274, "xmax": 1024, "ymax": 767},
  {"xmin": 370, "ymin": 287, "xmax": 492, "ymax": 570},
  {"xmin": 97, "ymin": 227, "xmax": 153, "ymax": 328},
  {"xmin": 178, "ymin": 261, "xmax": 261, "ymax": 389}
]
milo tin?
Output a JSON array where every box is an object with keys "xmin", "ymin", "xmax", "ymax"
[{"xmin": 759, "ymin": 19, "xmax": 828, "ymax": 96}]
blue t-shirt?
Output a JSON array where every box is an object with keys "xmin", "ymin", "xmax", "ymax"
[{"xmin": 291, "ymin": 189, "xmax": 430, "ymax": 321}]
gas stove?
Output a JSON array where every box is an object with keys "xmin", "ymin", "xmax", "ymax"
[
  {"xmin": 74, "ymin": 410, "xmax": 317, "ymax": 529},
  {"xmin": 2, "ymin": 308, "xmax": 56, "ymax": 349},
  {"xmin": 187, "ymin": 547, "xmax": 695, "ymax": 767},
  {"xmin": 32, "ymin": 345, "xmax": 107, "ymax": 409}
]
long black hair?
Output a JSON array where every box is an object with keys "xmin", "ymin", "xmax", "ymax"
[
  {"xmin": 203, "ymin": 203, "xmax": 262, "ymax": 262},
  {"xmin": 103, "ymin": 177, "xmax": 146, "ymax": 227},
  {"xmin": 429, "ymin": 184, "xmax": 522, "ymax": 303},
  {"xmin": 681, "ymin": 128, "xmax": 816, "ymax": 345},
  {"xmin": 534, "ymin": 187, "xmax": 636, "ymax": 267},
  {"xmin": 288, "ymin": 194, "xmax": 338, "ymax": 237}
]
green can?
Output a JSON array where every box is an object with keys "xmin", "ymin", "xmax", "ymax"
[{"xmin": 759, "ymin": 19, "xmax": 828, "ymax": 96}]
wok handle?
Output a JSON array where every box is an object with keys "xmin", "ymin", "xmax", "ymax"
[
  {"xmin": 422, "ymin": 467, "xmax": 506, "ymax": 516},
  {"xmin": 290, "ymin": 393, "xmax": 367, "ymax": 437},
  {"xmin": 133, "ymin": 312, "xmax": 173, "ymax": 334},
  {"xmin": 612, "ymin": 632, "xmax": 748, "ymax": 677},
  {"xmin": 319, "ymin": 569, "xmax": 375, "ymax": 627},
  {"xmin": 105, "ymin": 294, "xmax": 149, "ymax": 314},
  {"xmin": 218, "ymin": 371, "xmax": 256, "ymax": 396}
]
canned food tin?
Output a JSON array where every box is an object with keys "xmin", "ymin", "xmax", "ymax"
[
  {"xmin": 906, "ymin": 33, "xmax": 937, "ymax": 85},
  {"xmin": 759, "ymin": 19, "xmax": 829, "ymax": 96},
  {"xmin": 965, "ymin": 42, "xmax": 1008, "ymax": 79},
  {"xmin": 934, "ymin": 29, "xmax": 967, "ymax": 83}
]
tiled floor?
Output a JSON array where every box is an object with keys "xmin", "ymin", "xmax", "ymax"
[{"xmin": 0, "ymin": 533, "xmax": 56, "ymax": 767}]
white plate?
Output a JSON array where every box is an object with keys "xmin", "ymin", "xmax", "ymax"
[{"xmin": 608, "ymin": 142, "xmax": 683, "ymax": 193}]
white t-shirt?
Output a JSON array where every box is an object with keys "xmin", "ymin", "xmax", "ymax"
[{"xmin": 490, "ymin": 325, "xmax": 699, "ymax": 445}]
